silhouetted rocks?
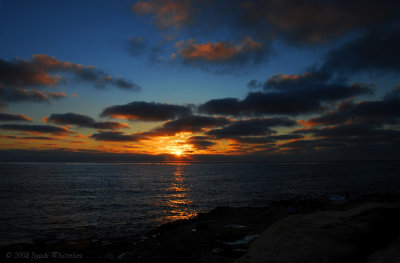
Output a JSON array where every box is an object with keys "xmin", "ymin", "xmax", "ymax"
[{"xmin": 236, "ymin": 203, "xmax": 400, "ymax": 263}]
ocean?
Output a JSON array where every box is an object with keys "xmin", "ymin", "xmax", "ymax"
[{"xmin": 0, "ymin": 161, "xmax": 399, "ymax": 246}]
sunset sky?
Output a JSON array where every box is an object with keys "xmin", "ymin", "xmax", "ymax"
[{"xmin": 1, "ymin": 0, "xmax": 399, "ymax": 161}]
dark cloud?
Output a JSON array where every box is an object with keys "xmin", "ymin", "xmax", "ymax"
[
  {"xmin": 286, "ymin": 125, "xmax": 400, "ymax": 156},
  {"xmin": 198, "ymin": 98, "xmax": 241, "ymax": 116},
  {"xmin": 302, "ymin": 87, "xmax": 400, "ymax": 127},
  {"xmin": 0, "ymin": 85, "xmax": 55, "ymax": 104},
  {"xmin": 100, "ymin": 101, "xmax": 192, "ymax": 121},
  {"xmin": 207, "ymin": 117, "xmax": 297, "ymax": 139},
  {"xmin": 283, "ymin": 85, "xmax": 400, "ymax": 159},
  {"xmin": 90, "ymin": 131, "xmax": 142, "ymax": 142},
  {"xmin": 186, "ymin": 136, "xmax": 216, "ymax": 150},
  {"xmin": 242, "ymin": 0, "xmax": 399, "ymax": 45},
  {"xmin": 0, "ymin": 54, "xmax": 141, "ymax": 91},
  {"xmin": 262, "ymin": 72, "xmax": 372, "ymax": 101},
  {"xmin": 0, "ymin": 124, "xmax": 72, "ymax": 135},
  {"xmin": 47, "ymin": 113, "xmax": 129, "ymax": 130},
  {"xmin": 134, "ymin": 0, "xmax": 399, "ymax": 44},
  {"xmin": 0, "ymin": 112, "xmax": 32, "ymax": 122},
  {"xmin": 0, "ymin": 135, "xmax": 56, "ymax": 140},
  {"xmin": 240, "ymin": 91, "xmax": 323, "ymax": 115},
  {"xmin": 233, "ymin": 134, "xmax": 303, "ymax": 145},
  {"xmin": 146, "ymin": 115, "xmax": 231, "ymax": 136},
  {"xmin": 129, "ymin": 0, "xmax": 400, "ymax": 75},
  {"xmin": 296, "ymin": 123, "xmax": 383, "ymax": 138},
  {"xmin": 278, "ymin": 133, "xmax": 400, "ymax": 161},
  {"xmin": 199, "ymin": 72, "xmax": 372, "ymax": 116},
  {"xmin": 321, "ymin": 27, "xmax": 400, "ymax": 74}
]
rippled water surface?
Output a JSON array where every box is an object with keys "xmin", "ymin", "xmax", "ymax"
[{"xmin": 0, "ymin": 162, "xmax": 399, "ymax": 245}]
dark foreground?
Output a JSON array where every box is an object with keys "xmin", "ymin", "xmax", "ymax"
[{"xmin": 2, "ymin": 191, "xmax": 400, "ymax": 263}]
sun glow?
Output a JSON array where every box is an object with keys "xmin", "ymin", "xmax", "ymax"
[{"xmin": 159, "ymin": 133, "xmax": 194, "ymax": 156}]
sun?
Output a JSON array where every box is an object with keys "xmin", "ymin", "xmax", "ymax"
[{"xmin": 175, "ymin": 150, "xmax": 183, "ymax": 156}]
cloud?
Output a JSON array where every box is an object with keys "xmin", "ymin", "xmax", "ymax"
[
  {"xmin": 0, "ymin": 54, "xmax": 141, "ymax": 90},
  {"xmin": 0, "ymin": 135, "xmax": 56, "ymax": 141},
  {"xmin": 279, "ymin": 130, "xmax": 400, "ymax": 161},
  {"xmin": 207, "ymin": 117, "xmax": 297, "ymax": 139},
  {"xmin": 186, "ymin": 136, "xmax": 215, "ymax": 150},
  {"xmin": 233, "ymin": 134, "xmax": 303, "ymax": 145},
  {"xmin": 170, "ymin": 37, "xmax": 269, "ymax": 73},
  {"xmin": 47, "ymin": 91, "xmax": 68, "ymax": 100},
  {"xmin": 175, "ymin": 37, "xmax": 264, "ymax": 62},
  {"xmin": 146, "ymin": 115, "xmax": 231, "ymax": 136},
  {"xmin": 47, "ymin": 112, "xmax": 129, "ymax": 130},
  {"xmin": 0, "ymin": 85, "xmax": 62, "ymax": 104},
  {"xmin": 129, "ymin": 0, "xmax": 400, "ymax": 75},
  {"xmin": 90, "ymin": 131, "xmax": 143, "ymax": 142},
  {"xmin": 292, "ymin": 124, "xmax": 400, "ymax": 153},
  {"xmin": 0, "ymin": 112, "xmax": 32, "ymax": 122},
  {"xmin": 198, "ymin": 98, "xmax": 241, "ymax": 116},
  {"xmin": 132, "ymin": 0, "xmax": 194, "ymax": 29},
  {"xmin": 242, "ymin": 0, "xmax": 398, "ymax": 45},
  {"xmin": 132, "ymin": 0, "xmax": 399, "ymax": 45},
  {"xmin": 0, "ymin": 124, "xmax": 72, "ymax": 135},
  {"xmin": 279, "ymin": 86, "xmax": 400, "ymax": 159},
  {"xmin": 100, "ymin": 101, "xmax": 192, "ymax": 121},
  {"xmin": 301, "ymin": 87, "xmax": 400, "ymax": 127},
  {"xmin": 199, "ymin": 72, "xmax": 372, "ymax": 116},
  {"xmin": 321, "ymin": 27, "xmax": 400, "ymax": 74}
]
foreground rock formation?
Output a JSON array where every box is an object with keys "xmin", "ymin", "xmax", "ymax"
[{"xmin": 236, "ymin": 202, "xmax": 400, "ymax": 263}]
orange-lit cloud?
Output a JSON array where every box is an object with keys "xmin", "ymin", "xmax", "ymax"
[
  {"xmin": 48, "ymin": 91, "xmax": 67, "ymax": 100},
  {"xmin": 0, "ymin": 112, "xmax": 32, "ymax": 122},
  {"xmin": 0, "ymin": 124, "xmax": 72, "ymax": 136},
  {"xmin": 101, "ymin": 101, "xmax": 192, "ymax": 121},
  {"xmin": 145, "ymin": 115, "xmax": 231, "ymax": 136},
  {"xmin": 47, "ymin": 112, "xmax": 129, "ymax": 130},
  {"xmin": 133, "ymin": 0, "xmax": 194, "ymax": 29},
  {"xmin": 90, "ymin": 131, "xmax": 144, "ymax": 142},
  {"xmin": 175, "ymin": 37, "xmax": 263, "ymax": 61},
  {"xmin": 0, "ymin": 55, "xmax": 140, "ymax": 93}
]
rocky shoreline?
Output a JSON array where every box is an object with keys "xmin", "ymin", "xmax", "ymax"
[{"xmin": 1, "ymin": 191, "xmax": 400, "ymax": 262}]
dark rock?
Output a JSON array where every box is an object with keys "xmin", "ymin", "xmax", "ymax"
[
  {"xmin": 368, "ymin": 238, "xmax": 400, "ymax": 263},
  {"xmin": 236, "ymin": 203, "xmax": 400, "ymax": 263}
]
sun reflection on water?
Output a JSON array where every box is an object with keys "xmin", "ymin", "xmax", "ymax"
[{"xmin": 161, "ymin": 165, "xmax": 197, "ymax": 222}]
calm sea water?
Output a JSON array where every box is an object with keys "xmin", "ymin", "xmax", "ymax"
[{"xmin": 0, "ymin": 162, "xmax": 399, "ymax": 246}]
